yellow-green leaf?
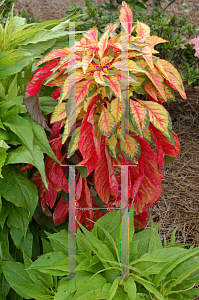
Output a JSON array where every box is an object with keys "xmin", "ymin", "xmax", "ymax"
[
  {"xmin": 51, "ymin": 103, "xmax": 66, "ymax": 124},
  {"xmin": 106, "ymin": 135, "xmax": 118, "ymax": 160},
  {"xmin": 120, "ymin": 135, "xmax": 141, "ymax": 162},
  {"xmin": 98, "ymin": 105, "xmax": 116, "ymax": 137},
  {"xmin": 67, "ymin": 126, "xmax": 81, "ymax": 158},
  {"xmin": 129, "ymin": 99, "xmax": 149, "ymax": 137},
  {"xmin": 138, "ymin": 100, "xmax": 174, "ymax": 144}
]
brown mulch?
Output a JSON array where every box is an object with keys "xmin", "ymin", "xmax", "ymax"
[{"xmin": 145, "ymin": 86, "xmax": 199, "ymax": 296}]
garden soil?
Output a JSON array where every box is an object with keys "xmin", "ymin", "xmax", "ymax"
[{"xmin": 14, "ymin": 0, "xmax": 199, "ymax": 28}]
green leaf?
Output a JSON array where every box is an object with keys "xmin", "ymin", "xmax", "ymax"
[
  {"xmin": 148, "ymin": 215, "xmax": 162, "ymax": 252},
  {"xmin": 26, "ymin": 252, "xmax": 69, "ymax": 276},
  {"xmin": 154, "ymin": 247, "xmax": 199, "ymax": 288},
  {"xmin": 0, "ymin": 198, "xmax": 10, "ymax": 229},
  {"xmin": 24, "ymin": 115, "xmax": 61, "ymax": 165},
  {"xmin": 72, "ymin": 275, "xmax": 107, "ymax": 300},
  {"xmin": 4, "ymin": 115, "xmax": 34, "ymax": 155},
  {"xmin": 135, "ymin": 277, "xmax": 165, "ymax": 300},
  {"xmin": 123, "ymin": 278, "xmax": 136, "ymax": 300},
  {"xmin": 39, "ymin": 96, "xmax": 58, "ymax": 115},
  {"xmin": 7, "ymin": 75, "xmax": 18, "ymax": 100},
  {"xmin": 20, "ymin": 228, "xmax": 33, "ymax": 258},
  {"xmin": 0, "ymin": 166, "xmax": 39, "ymax": 217},
  {"xmin": 0, "ymin": 148, "xmax": 7, "ymax": 178},
  {"xmin": 169, "ymin": 227, "xmax": 178, "ymax": 246},
  {"xmin": 133, "ymin": 247, "xmax": 185, "ymax": 276},
  {"xmin": 2, "ymin": 261, "xmax": 54, "ymax": 299},
  {"xmin": 0, "ymin": 140, "xmax": 10, "ymax": 149},
  {"xmin": 47, "ymin": 229, "xmax": 68, "ymax": 255},
  {"xmin": 75, "ymin": 165, "xmax": 88, "ymax": 178},
  {"xmin": 5, "ymin": 145, "xmax": 48, "ymax": 188},
  {"xmin": 0, "ymin": 226, "xmax": 13, "ymax": 260},
  {"xmin": 107, "ymin": 278, "xmax": 120, "ymax": 300},
  {"xmin": 76, "ymin": 228, "xmax": 92, "ymax": 255},
  {"xmin": 76, "ymin": 220, "xmax": 116, "ymax": 268}
]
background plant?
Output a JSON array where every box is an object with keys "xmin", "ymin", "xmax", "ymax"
[
  {"xmin": 0, "ymin": 7, "xmax": 85, "ymax": 298},
  {"xmin": 2, "ymin": 209, "xmax": 199, "ymax": 299}
]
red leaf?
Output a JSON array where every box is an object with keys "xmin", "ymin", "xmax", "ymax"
[
  {"xmin": 51, "ymin": 87, "xmax": 61, "ymax": 100},
  {"xmin": 76, "ymin": 177, "xmax": 94, "ymax": 230},
  {"xmin": 53, "ymin": 198, "xmax": 69, "ymax": 226},
  {"xmin": 25, "ymin": 61, "xmax": 59, "ymax": 97},
  {"xmin": 95, "ymin": 135, "xmax": 118, "ymax": 204},
  {"xmin": 18, "ymin": 164, "xmax": 34, "ymax": 172},
  {"xmin": 77, "ymin": 96, "xmax": 101, "ymax": 175},
  {"xmin": 150, "ymin": 124, "xmax": 180, "ymax": 168},
  {"xmin": 134, "ymin": 207, "xmax": 149, "ymax": 229}
]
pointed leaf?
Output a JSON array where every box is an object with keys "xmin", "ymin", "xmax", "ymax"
[
  {"xmin": 98, "ymin": 29, "xmax": 109, "ymax": 60},
  {"xmin": 110, "ymin": 98, "xmax": 121, "ymax": 128},
  {"xmin": 156, "ymin": 59, "xmax": 186, "ymax": 99},
  {"xmin": 38, "ymin": 47, "xmax": 69, "ymax": 66},
  {"xmin": 67, "ymin": 126, "xmax": 81, "ymax": 158},
  {"xmin": 82, "ymin": 49, "xmax": 94, "ymax": 74},
  {"xmin": 136, "ymin": 20, "xmax": 150, "ymax": 39},
  {"xmin": 119, "ymin": 1, "xmax": 132, "ymax": 39},
  {"xmin": 106, "ymin": 75, "xmax": 121, "ymax": 99},
  {"xmin": 129, "ymin": 99, "xmax": 149, "ymax": 136},
  {"xmin": 120, "ymin": 135, "xmax": 141, "ymax": 162},
  {"xmin": 106, "ymin": 135, "xmax": 118, "ymax": 160},
  {"xmin": 138, "ymin": 100, "xmax": 174, "ymax": 144},
  {"xmin": 98, "ymin": 105, "xmax": 116, "ymax": 137},
  {"xmin": 83, "ymin": 27, "xmax": 98, "ymax": 41},
  {"xmin": 51, "ymin": 103, "xmax": 66, "ymax": 124}
]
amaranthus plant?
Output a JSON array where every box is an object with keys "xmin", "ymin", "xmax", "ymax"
[{"xmin": 23, "ymin": 1, "xmax": 186, "ymax": 230}]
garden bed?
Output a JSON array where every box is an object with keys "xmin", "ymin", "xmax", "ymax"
[{"xmin": 147, "ymin": 87, "xmax": 199, "ymax": 248}]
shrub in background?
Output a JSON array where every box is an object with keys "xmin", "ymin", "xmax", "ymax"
[{"xmin": 0, "ymin": 7, "xmax": 85, "ymax": 298}]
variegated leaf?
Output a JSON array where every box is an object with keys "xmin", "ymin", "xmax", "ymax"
[
  {"xmin": 70, "ymin": 79, "xmax": 94, "ymax": 108},
  {"xmin": 142, "ymin": 46, "xmax": 154, "ymax": 71},
  {"xmin": 144, "ymin": 82, "xmax": 158, "ymax": 102},
  {"xmin": 98, "ymin": 105, "xmax": 116, "ymax": 137},
  {"xmin": 145, "ymin": 36, "xmax": 168, "ymax": 48},
  {"xmin": 143, "ymin": 128, "xmax": 153, "ymax": 144},
  {"xmin": 106, "ymin": 135, "xmax": 118, "ymax": 160},
  {"xmin": 120, "ymin": 135, "xmax": 141, "ymax": 162},
  {"xmin": 93, "ymin": 70, "xmax": 106, "ymax": 85},
  {"xmin": 83, "ymin": 27, "xmax": 98, "ymax": 41},
  {"xmin": 119, "ymin": 1, "xmax": 133, "ymax": 40},
  {"xmin": 156, "ymin": 59, "xmax": 186, "ymax": 99},
  {"xmin": 98, "ymin": 29, "xmax": 110, "ymax": 60},
  {"xmin": 110, "ymin": 97, "xmax": 121, "ymax": 128},
  {"xmin": 147, "ymin": 68, "xmax": 167, "ymax": 101},
  {"xmin": 106, "ymin": 75, "xmax": 121, "ymax": 99},
  {"xmin": 136, "ymin": 20, "xmax": 150, "ymax": 39},
  {"xmin": 51, "ymin": 103, "xmax": 66, "ymax": 124},
  {"xmin": 38, "ymin": 47, "xmax": 69, "ymax": 66},
  {"xmin": 67, "ymin": 126, "xmax": 81, "ymax": 158},
  {"xmin": 129, "ymin": 99, "xmax": 149, "ymax": 136},
  {"xmin": 137, "ymin": 100, "xmax": 174, "ymax": 144},
  {"xmin": 111, "ymin": 59, "xmax": 148, "ymax": 74},
  {"xmin": 82, "ymin": 49, "xmax": 94, "ymax": 74}
]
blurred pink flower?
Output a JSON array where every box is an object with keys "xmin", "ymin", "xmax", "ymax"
[{"xmin": 189, "ymin": 37, "xmax": 199, "ymax": 58}]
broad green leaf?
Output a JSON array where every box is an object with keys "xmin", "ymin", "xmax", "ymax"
[
  {"xmin": 72, "ymin": 275, "xmax": 107, "ymax": 300},
  {"xmin": 77, "ymin": 220, "xmax": 116, "ymax": 268},
  {"xmin": 7, "ymin": 75, "xmax": 18, "ymax": 100},
  {"xmin": 23, "ymin": 116, "xmax": 61, "ymax": 165},
  {"xmin": 4, "ymin": 115, "xmax": 34, "ymax": 155},
  {"xmin": 135, "ymin": 277, "xmax": 165, "ymax": 300},
  {"xmin": 148, "ymin": 215, "xmax": 162, "ymax": 252},
  {"xmin": 47, "ymin": 229, "xmax": 68, "ymax": 255},
  {"xmin": 0, "ymin": 166, "xmax": 38, "ymax": 217},
  {"xmin": 41, "ymin": 238, "xmax": 53, "ymax": 254},
  {"xmin": 20, "ymin": 229, "xmax": 33, "ymax": 258},
  {"xmin": 39, "ymin": 96, "xmax": 58, "ymax": 115},
  {"xmin": 107, "ymin": 278, "xmax": 120, "ymax": 300},
  {"xmin": 154, "ymin": 247, "xmax": 199, "ymax": 288},
  {"xmin": 9, "ymin": 226, "xmax": 24, "ymax": 247},
  {"xmin": 76, "ymin": 228, "xmax": 92, "ymax": 255},
  {"xmin": 123, "ymin": 278, "xmax": 136, "ymax": 300},
  {"xmin": 2, "ymin": 261, "xmax": 54, "ymax": 299},
  {"xmin": 0, "ymin": 140, "xmax": 10, "ymax": 149},
  {"xmin": 133, "ymin": 247, "xmax": 185, "ymax": 276},
  {"xmin": 7, "ymin": 205, "xmax": 29, "ymax": 231},
  {"xmin": 5, "ymin": 145, "xmax": 47, "ymax": 188},
  {"xmin": 27, "ymin": 252, "xmax": 69, "ymax": 276},
  {"xmin": 0, "ymin": 273, "xmax": 10, "ymax": 299}
]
